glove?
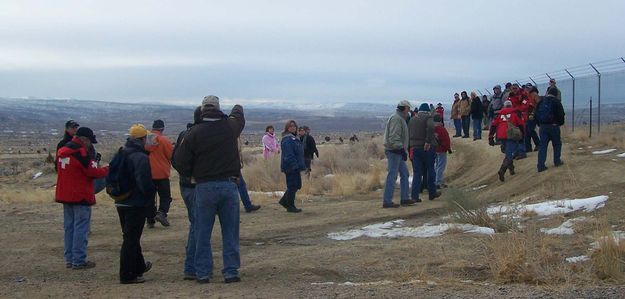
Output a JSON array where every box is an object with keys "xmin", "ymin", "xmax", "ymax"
[
  {"xmin": 488, "ymin": 137, "xmax": 495, "ymax": 146},
  {"xmin": 95, "ymin": 153, "xmax": 102, "ymax": 163},
  {"xmin": 447, "ymin": 149, "xmax": 453, "ymax": 154},
  {"xmin": 528, "ymin": 114, "xmax": 534, "ymax": 121}
]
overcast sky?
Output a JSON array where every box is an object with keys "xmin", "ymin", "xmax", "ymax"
[{"xmin": 1, "ymin": 0, "xmax": 624, "ymax": 105}]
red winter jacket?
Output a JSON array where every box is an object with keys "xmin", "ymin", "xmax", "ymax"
[
  {"xmin": 434, "ymin": 125, "xmax": 451, "ymax": 153},
  {"xmin": 55, "ymin": 137, "xmax": 109, "ymax": 205},
  {"xmin": 435, "ymin": 107, "xmax": 444, "ymax": 119},
  {"xmin": 490, "ymin": 107, "xmax": 524, "ymax": 140}
]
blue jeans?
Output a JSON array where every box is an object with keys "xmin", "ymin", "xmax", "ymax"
[
  {"xmin": 238, "ymin": 175, "xmax": 253, "ymax": 210},
  {"xmin": 383, "ymin": 150, "xmax": 409, "ymax": 204},
  {"xmin": 435, "ymin": 152, "xmax": 447, "ymax": 186},
  {"xmin": 537, "ymin": 124, "xmax": 562, "ymax": 170},
  {"xmin": 411, "ymin": 148, "xmax": 437, "ymax": 199},
  {"xmin": 453, "ymin": 119, "xmax": 462, "ymax": 136},
  {"xmin": 180, "ymin": 185, "xmax": 196, "ymax": 276},
  {"xmin": 194, "ymin": 181, "xmax": 240, "ymax": 280},
  {"xmin": 502, "ymin": 139, "xmax": 520, "ymax": 160},
  {"xmin": 461, "ymin": 116, "xmax": 470, "ymax": 137},
  {"xmin": 472, "ymin": 118, "xmax": 482, "ymax": 139},
  {"xmin": 63, "ymin": 204, "xmax": 91, "ymax": 266},
  {"xmin": 525, "ymin": 119, "xmax": 540, "ymax": 150}
]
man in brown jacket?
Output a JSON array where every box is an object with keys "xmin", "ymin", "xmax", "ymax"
[
  {"xmin": 451, "ymin": 93, "xmax": 462, "ymax": 137},
  {"xmin": 459, "ymin": 91, "xmax": 471, "ymax": 138}
]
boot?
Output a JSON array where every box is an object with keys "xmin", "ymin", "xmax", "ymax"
[
  {"xmin": 286, "ymin": 190, "xmax": 302, "ymax": 213},
  {"xmin": 498, "ymin": 158, "xmax": 510, "ymax": 182},
  {"xmin": 278, "ymin": 193, "xmax": 288, "ymax": 209},
  {"xmin": 508, "ymin": 160, "xmax": 515, "ymax": 175}
]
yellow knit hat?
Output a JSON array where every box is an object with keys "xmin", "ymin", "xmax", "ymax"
[{"xmin": 129, "ymin": 124, "xmax": 148, "ymax": 138}]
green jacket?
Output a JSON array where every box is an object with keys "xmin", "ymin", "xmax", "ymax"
[{"xmin": 384, "ymin": 111, "xmax": 409, "ymax": 151}]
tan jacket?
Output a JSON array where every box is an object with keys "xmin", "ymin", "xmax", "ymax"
[
  {"xmin": 451, "ymin": 99, "xmax": 461, "ymax": 120},
  {"xmin": 459, "ymin": 98, "xmax": 471, "ymax": 116}
]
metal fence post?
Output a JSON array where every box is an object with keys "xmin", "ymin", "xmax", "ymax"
[
  {"xmin": 529, "ymin": 77, "xmax": 537, "ymax": 86},
  {"xmin": 545, "ymin": 73, "xmax": 552, "ymax": 80},
  {"xmin": 477, "ymin": 90, "xmax": 484, "ymax": 96},
  {"xmin": 564, "ymin": 69, "xmax": 575, "ymax": 132},
  {"xmin": 485, "ymin": 88, "xmax": 492, "ymax": 96},
  {"xmin": 589, "ymin": 63, "xmax": 601, "ymax": 133},
  {"xmin": 589, "ymin": 97, "xmax": 592, "ymax": 138}
]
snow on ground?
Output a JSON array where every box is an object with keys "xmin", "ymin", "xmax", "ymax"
[
  {"xmin": 470, "ymin": 185, "xmax": 488, "ymax": 191},
  {"xmin": 540, "ymin": 217, "xmax": 587, "ymax": 235},
  {"xmin": 591, "ymin": 231, "xmax": 625, "ymax": 249},
  {"xmin": 487, "ymin": 196, "xmax": 608, "ymax": 217},
  {"xmin": 248, "ymin": 191, "xmax": 285, "ymax": 197},
  {"xmin": 592, "ymin": 149, "xmax": 617, "ymax": 155},
  {"xmin": 566, "ymin": 255, "xmax": 589, "ymax": 263},
  {"xmin": 32, "ymin": 172, "xmax": 43, "ymax": 180},
  {"xmin": 395, "ymin": 176, "xmax": 413, "ymax": 185},
  {"xmin": 617, "ymin": 153, "xmax": 625, "ymax": 158},
  {"xmin": 328, "ymin": 219, "xmax": 494, "ymax": 241}
]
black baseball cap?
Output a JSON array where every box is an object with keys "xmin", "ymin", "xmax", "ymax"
[
  {"xmin": 76, "ymin": 127, "xmax": 98, "ymax": 144},
  {"xmin": 152, "ymin": 119, "xmax": 165, "ymax": 130},
  {"xmin": 65, "ymin": 120, "xmax": 80, "ymax": 129}
]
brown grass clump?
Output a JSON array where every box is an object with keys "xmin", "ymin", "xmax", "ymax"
[
  {"xmin": 590, "ymin": 229, "xmax": 625, "ymax": 281},
  {"xmin": 486, "ymin": 228, "xmax": 566, "ymax": 284},
  {"xmin": 446, "ymin": 188, "xmax": 516, "ymax": 233},
  {"xmin": 564, "ymin": 123, "xmax": 625, "ymax": 149}
]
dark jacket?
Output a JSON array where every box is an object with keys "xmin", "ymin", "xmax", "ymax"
[
  {"xmin": 55, "ymin": 132, "xmax": 73, "ymax": 172},
  {"xmin": 115, "ymin": 138, "xmax": 155, "ymax": 207},
  {"xmin": 172, "ymin": 128, "xmax": 195, "ymax": 188},
  {"xmin": 536, "ymin": 96, "xmax": 565, "ymax": 126},
  {"xmin": 470, "ymin": 96, "xmax": 484, "ymax": 119},
  {"xmin": 408, "ymin": 111, "xmax": 435, "ymax": 148},
  {"xmin": 300, "ymin": 133, "xmax": 319, "ymax": 160},
  {"xmin": 55, "ymin": 137, "xmax": 109, "ymax": 205},
  {"xmin": 281, "ymin": 133, "xmax": 306, "ymax": 173},
  {"xmin": 173, "ymin": 106, "xmax": 245, "ymax": 183}
]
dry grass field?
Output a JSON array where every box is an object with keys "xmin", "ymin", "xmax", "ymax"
[{"xmin": 1, "ymin": 124, "xmax": 625, "ymax": 298}]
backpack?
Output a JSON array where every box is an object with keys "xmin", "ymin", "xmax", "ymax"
[
  {"xmin": 105, "ymin": 147, "xmax": 132, "ymax": 201},
  {"xmin": 503, "ymin": 114, "xmax": 523, "ymax": 141},
  {"xmin": 535, "ymin": 96, "xmax": 555, "ymax": 124}
]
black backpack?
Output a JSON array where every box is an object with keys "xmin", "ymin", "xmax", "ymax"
[
  {"xmin": 105, "ymin": 147, "xmax": 132, "ymax": 201},
  {"xmin": 536, "ymin": 96, "xmax": 555, "ymax": 124}
]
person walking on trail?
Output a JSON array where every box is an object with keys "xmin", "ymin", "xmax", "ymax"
[
  {"xmin": 300, "ymin": 125, "xmax": 319, "ymax": 176},
  {"xmin": 524, "ymin": 86, "xmax": 541, "ymax": 152},
  {"xmin": 145, "ymin": 120, "xmax": 174, "ymax": 228},
  {"xmin": 174, "ymin": 95, "xmax": 245, "ymax": 284},
  {"xmin": 451, "ymin": 93, "xmax": 462, "ymax": 137},
  {"xmin": 545, "ymin": 78, "xmax": 562, "ymax": 100},
  {"xmin": 488, "ymin": 85, "xmax": 505, "ymax": 134},
  {"xmin": 55, "ymin": 127, "xmax": 109, "ymax": 270},
  {"xmin": 262, "ymin": 125, "xmax": 280, "ymax": 159},
  {"xmin": 435, "ymin": 103, "xmax": 445, "ymax": 125},
  {"xmin": 408, "ymin": 103, "xmax": 441, "ymax": 202},
  {"xmin": 382, "ymin": 100, "xmax": 412, "ymax": 208},
  {"xmin": 278, "ymin": 120, "xmax": 307, "ymax": 213},
  {"xmin": 488, "ymin": 100, "xmax": 524, "ymax": 182},
  {"xmin": 481, "ymin": 95, "xmax": 490, "ymax": 130},
  {"xmin": 237, "ymin": 137, "xmax": 261, "ymax": 213},
  {"xmin": 470, "ymin": 91, "xmax": 484, "ymax": 140},
  {"xmin": 114, "ymin": 124, "xmax": 156, "ymax": 284},
  {"xmin": 433, "ymin": 114, "xmax": 451, "ymax": 189},
  {"xmin": 171, "ymin": 107, "xmax": 202, "ymax": 280},
  {"xmin": 459, "ymin": 91, "xmax": 471, "ymax": 138},
  {"xmin": 536, "ymin": 88, "xmax": 566, "ymax": 172}
]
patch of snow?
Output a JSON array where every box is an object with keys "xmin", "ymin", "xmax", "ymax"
[
  {"xmin": 566, "ymin": 255, "xmax": 589, "ymax": 263},
  {"xmin": 311, "ymin": 282, "xmax": 335, "ymax": 285},
  {"xmin": 540, "ymin": 217, "xmax": 587, "ymax": 235},
  {"xmin": 32, "ymin": 172, "xmax": 43, "ymax": 180},
  {"xmin": 617, "ymin": 153, "xmax": 625, "ymax": 158},
  {"xmin": 591, "ymin": 231, "xmax": 625, "ymax": 249},
  {"xmin": 395, "ymin": 175, "xmax": 413, "ymax": 185},
  {"xmin": 328, "ymin": 220, "xmax": 494, "ymax": 241},
  {"xmin": 577, "ymin": 147, "xmax": 583, "ymax": 150},
  {"xmin": 248, "ymin": 191, "xmax": 285, "ymax": 197},
  {"xmin": 471, "ymin": 185, "xmax": 488, "ymax": 191},
  {"xmin": 488, "ymin": 195, "xmax": 608, "ymax": 217},
  {"xmin": 324, "ymin": 174, "xmax": 335, "ymax": 179},
  {"xmin": 592, "ymin": 149, "xmax": 616, "ymax": 155}
]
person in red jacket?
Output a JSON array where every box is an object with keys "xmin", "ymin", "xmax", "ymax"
[
  {"xmin": 488, "ymin": 101, "xmax": 524, "ymax": 182},
  {"xmin": 55, "ymin": 127, "xmax": 109, "ymax": 269},
  {"xmin": 145, "ymin": 119, "xmax": 174, "ymax": 228},
  {"xmin": 433, "ymin": 114, "xmax": 451, "ymax": 189},
  {"xmin": 435, "ymin": 103, "xmax": 445, "ymax": 126}
]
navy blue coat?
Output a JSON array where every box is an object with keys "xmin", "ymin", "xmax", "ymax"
[
  {"xmin": 280, "ymin": 133, "xmax": 306, "ymax": 173},
  {"xmin": 115, "ymin": 138, "xmax": 156, "ymax": 207}
]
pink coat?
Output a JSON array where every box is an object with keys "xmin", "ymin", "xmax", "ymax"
[{"xmin": 262, "ymin": 132, "xmax": 279, "ymax": 159}]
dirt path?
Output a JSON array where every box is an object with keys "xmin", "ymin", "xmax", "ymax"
[{"xmin": 1, "ymin": 137, "xmax": 624, "ymax": 298}]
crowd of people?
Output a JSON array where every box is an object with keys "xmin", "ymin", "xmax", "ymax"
[
  {"xmin": 54, "ymin": 95, "xmax": 321, "ymax": 284},
  {"xmin": 54, "ymin": 80, "xmax": 565, "ymax": 284}
]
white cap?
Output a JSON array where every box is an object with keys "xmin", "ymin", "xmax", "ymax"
[{"xmin": 397, "ymin": 100, "xmax": 411, "ymax": 108}]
